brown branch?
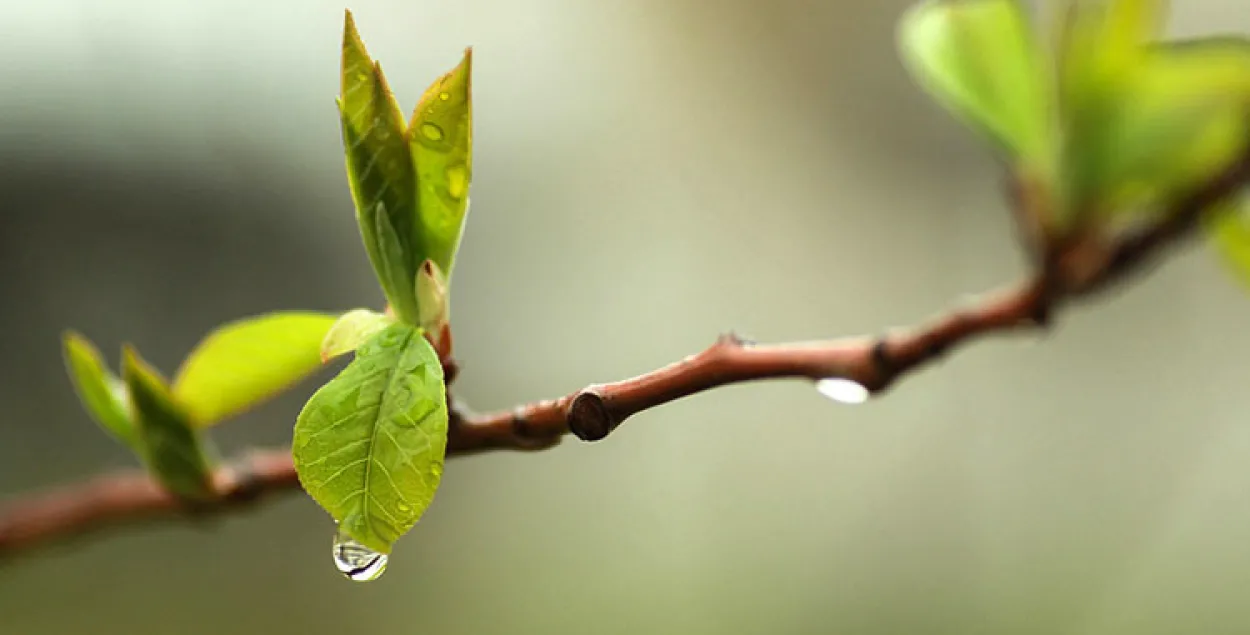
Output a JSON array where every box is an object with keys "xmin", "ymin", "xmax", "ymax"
[
  {"xmin": 4, "ymin": 146, "xmax": 1249, "ymax": 560},
  {"xmin": 0, "ymin": 279, "xmax": 1049, "ymax": 557}
]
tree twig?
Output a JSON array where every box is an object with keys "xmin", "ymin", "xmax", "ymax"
[
  {"xmin": 0, "ymin": 278, "xmax": 1050, "ymax": 557},
  {"xmin": 4, "ymin": 147, "xmax": 1249, "ymax": 560}
]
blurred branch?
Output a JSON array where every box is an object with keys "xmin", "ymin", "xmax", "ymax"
[{"xmin": 4, "ymin": 149, "xmax": 1250, "ymax": 560}]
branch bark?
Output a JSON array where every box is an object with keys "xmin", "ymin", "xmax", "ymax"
[
  {"xmin": 4, "ymin": 149, "xmax": 1249, "ymax": 559},
  {"xmin": 0, "ymin": 277, "xmax": 1051, "ymax": 557}
]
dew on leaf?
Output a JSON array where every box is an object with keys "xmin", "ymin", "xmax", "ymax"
[
  {"xmin": 420, "ymin": 122, "xmax": 445, "ymax": 141},
  {"xmin": 446, "ymin": 164, "xmax": 468, "ymax": 200}
]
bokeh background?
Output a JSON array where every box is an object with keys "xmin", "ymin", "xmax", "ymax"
[{"xmin": 4, "ymin": 0, "xmax": 1250, "ymax": 633}]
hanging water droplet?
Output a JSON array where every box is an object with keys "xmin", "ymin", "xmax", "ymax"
[
  {"xmin": 438, "ymin": 91, "xmax": 451, "ymax": 101},
  {"xmin": 420, "ymin": 122, "xmax": 445, "ymax": 141},
  {"xmin": 815, "ymin": 378, "xmax": 869, "ymax": 405},
  {"xmin": 332, "ymin": 527, "xmax": 389, "ymax": 581},
  {"xmin": 445, "ymin": 164, "xmax": 468, "ymax": 200}
]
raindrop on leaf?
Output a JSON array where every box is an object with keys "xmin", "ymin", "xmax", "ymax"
[
  {"xmin": 332, "ymin": 526, "xmax": 389, "ymax": 582},
  {"xmin": 420, "ymin": 122, "xmax": 445, "ymax": 141}
]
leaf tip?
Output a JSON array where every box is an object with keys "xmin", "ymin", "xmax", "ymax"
[
  {"xmin": 62, "ymin": 329, "xmax": 90, "ymax": 356},
  {"xmin": 343, "ymin": 8, "xmax": 361, "ymax": 44}
]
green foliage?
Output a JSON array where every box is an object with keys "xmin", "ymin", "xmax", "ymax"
[
  {"xmin": 322, "ymin": 308, "xmax": 395, "ymax": 362},
  {"xmin": 338, "ymin": 10, "xmax": 473, "ymax": 325},
  {"xmin": 62, "ymin": 332, "xmax": 138, "ymax": 451},
  {"xmin": 409, "ymin": 49, "xmax": 473, "ymax": 279},
  {"xmin": 292, "ymin": 322, "xmax": 448, "ymax": 554},
  {"xmin": 1058, "ymin": 2, "xmax": 1250, "ymax": 218},
  {"xmin": 122, "ymin": 347, "xmax": 215, "ymax": 501},
  {"xmin": 899, "ymin": 0, "xmax": 1250, "ymax": 228},
  {"xmin": 172, "ymin": 312, "xmax": 337, "ymax": 427},
  {"xmin": 898, "ymin": 0, "xmax": 1052, "ymax": 170},
  {"xmin": 339, "ymin": 14, "xmax": 421, "ymax": 324}
]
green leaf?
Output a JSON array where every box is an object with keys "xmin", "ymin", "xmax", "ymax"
[
  {"xmin": 322, "ymin": 308, "xmax": 395, "ymax": 362},
  {"xmin": 1206, "ymin": 193, "xmax": 1250, "ymax": 288},
  {"xmin": 122, "ymin": 346, "xmax": 214, "ymax": 501},
  {"xmin": 1057, "ymin": 2, "xmax": 1250, "ymax": 215},
  {"xmin": 409, "ymin": 48, "xmax": 473, "ymax": 278},
  {"xmin": 172, "ymin": 312, "xmax": 337, "ymax": 427},
  {"xmin": 340, "ymin": 10, "xmax": 422, "ymax": 323},
  {"xmin": 62, "ymin": 331, "xmax": 137, "ymax": 451},
  {"xmin": 1056, "ymin": 0, "xmax": 1165, "ymax": 105},
  {"xmin": 293, "ymin": 322, "xmax": 448, "ymax": 554},
  {"xmin": 899, "ymin": 0, "xmax": 1052, "ymax": 169},
  {"xmin": 415, "ymin": 259, "xmax": 449, "ymax": 338}
]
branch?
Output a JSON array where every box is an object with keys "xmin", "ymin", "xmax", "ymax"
[
  {"xmin": 0, "ymin": 278, "xmax": 1049, "ymax": 557},
  {"xmin": 4, "ymin": 149, "xmax": 1249, "ymax": 560}
]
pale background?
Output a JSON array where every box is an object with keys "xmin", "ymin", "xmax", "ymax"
[{"xmin": 3, "ymin": 1, "xmax": 1250, "ymax": 633}]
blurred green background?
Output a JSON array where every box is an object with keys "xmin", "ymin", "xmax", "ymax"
[{"xmin": 4, "ymin": 0, "xmax": 1250, "ymax": 633}]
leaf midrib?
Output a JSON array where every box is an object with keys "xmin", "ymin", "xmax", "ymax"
[{"xmin": 360, "ymin": 327, "xmax": 416, "ymax": 540}]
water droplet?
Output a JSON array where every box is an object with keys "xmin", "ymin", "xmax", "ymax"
[
  {"xmin": 420, "ymin": 122, "xmax": 445, "ymax": 141},
  {"xmin": 438, "ymin": 91, "xmax": 451, "ymax": 101},
  {"xmin": 356, "ymin": 72, "xmax": 368, "ymax": 82},
  {"xmin": 396, "ymin": 502, "xmax": 411, "ymax": 513},
  {"xmin": 332, "ymin": 527, "xmax": 388, "ymax": 581},
  {"xmin": 446, "ymin": 164, "xmax": 468, "ymax": 200},
  {"xmin": 431, "ymin": 462, "xmax": 444, "ymax": 478},
  {"xmin": 815, "ymin": 378, "xmax": 869, "ymax": 405}
]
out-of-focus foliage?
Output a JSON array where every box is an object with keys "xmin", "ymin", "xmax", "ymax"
[{"xmin": 900, "ymin": 0, "xmax": 1250, "ymax": 237}]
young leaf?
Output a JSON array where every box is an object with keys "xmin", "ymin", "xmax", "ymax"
[
  {"xmin": 1055, "ymin": 0, "xmax": 1165, "ymax": 103},
  {"xmin": 122, "ymin": 346, "xmax": 214, "ymax": 501},
  {"xmin": 1057, "ymin": 3, "xmax": 1250, "ymax": 215},
  {"xmin": 322, "ymin": 309, "xmax": 395, "ymax": 362},
  {"xmin": 899, "ymin": 0, "xmax": 1052, "ymax": 169},
  {"xmin": 340, "ymin": 10, "xmax": 422, "ymax": 323},
  {"xmin": 62, "ymin": 332, "xmax": 138, "ymax": 451},
  {"xmin": 172, "ymin": 312, "xmax": 337, "ymax": 427},
  {"xmin": 409, "ymin": 48, "xmax": 473, "ymax": 278},
  {"xmin": 293, "ymin": 322, "xmax": 448, "ymax": 554},
  {"xmin": 415, "ymin": 259, "xmax": 449, "ymax": 338}
]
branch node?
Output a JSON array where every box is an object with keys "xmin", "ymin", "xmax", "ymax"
[
  {"xmin": 567, "ymin": 390, "xmax": 619, "ymax": 442},
  {"xmin": 220, "ymin": 458, "xmax": 265, "ymax": 504},
  {"xmin": 870, "ymin": 339, "xmax": 896, "ymax": 376}
]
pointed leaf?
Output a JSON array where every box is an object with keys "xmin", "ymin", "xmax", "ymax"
[
  {"xmin": 172, "ymin": 312, "xmax": 337, "ymax": 427},
  {"xmin": 293, "ymin": 323, "xmax": 448, "ymax": 554},
  {"xmin": 322, "ymin": 309, "xmax": 395, "ymax": 362},
  {"xmin": 409, "ymin": 48, "xmax": 473, "ymax": 277},
  {"xmin": 122, "ymin": 346, "xmax": 214, "ymax": 500},
  {"xmin": 371, "ymin": 201, "xmax": 420, "ymax": 323},
  {"xmin": 899, "ymin": 0, "xmax": 1052, "ymax": 168},
  {"xmin": 340, "ymin": 11, "xmax": 422, "ymax": 322},
  {"xmin": 62, "ymin": 332, "xmax": 137, "ymax": 451}
]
